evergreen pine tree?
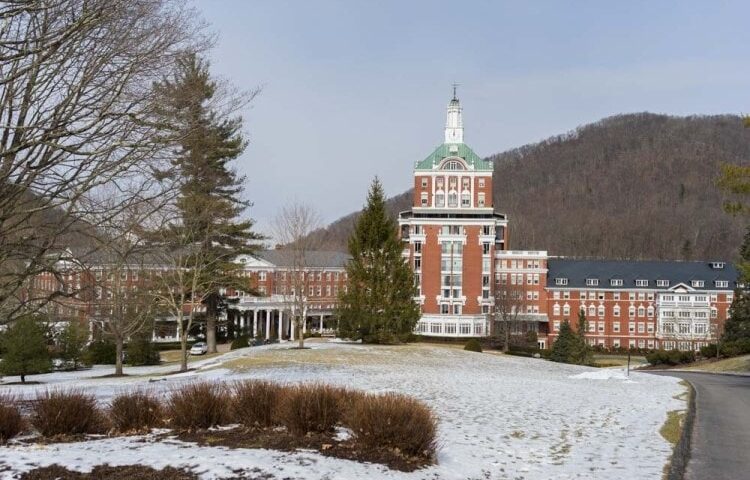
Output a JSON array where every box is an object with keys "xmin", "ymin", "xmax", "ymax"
[
  {"xmin": 154, "ymin": 54, "xmax": 263, "ymax": 353},
  {"xmin": 0, "ymin": 315, "xmax": 51, "ymax": 383},
  {"xmin": 549, "ymin": 320, "xmax": 575, "ymax": 363},
  {"xmin": 723, "ymin": 289, "xmax": 750, "ymax": 343},
  {"xmin": 574, "ymin": 310, "xmax": 593, "ymax": 365},
  {"xmin": 337, "ymin": 178, "xmax": 420, "ymax": 343},
  {"xmin": 58, "ymin": 321, "xmax": 89, "ymax": 370}
]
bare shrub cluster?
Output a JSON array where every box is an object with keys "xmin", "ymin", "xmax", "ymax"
[
  {"xmin": 0, "ymin": 394, "xmax": 24, "ymax": 443},
  {"xmin": 31, "ymin": 390, "xmax": 106, "ymax": 437},
  {"xmin": 110, "ymin": 391, "xmax": 164, "ymax": 432}
]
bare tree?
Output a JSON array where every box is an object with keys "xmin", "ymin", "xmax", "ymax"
[
  {"xmin": 272, "ymin": 202, "xmax": 322, "ymax": 349},
  {"xmin": 0, "ymin": 0, "xmax": 207, "ymax": 324},
  {"xmin": 492, "ymin": 279, "xmax": 528, "ymax": 352}
]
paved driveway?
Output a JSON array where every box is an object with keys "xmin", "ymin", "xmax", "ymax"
[{"xmin": 650, "ymin": 371, "xmax": 750, "ymax": 480}]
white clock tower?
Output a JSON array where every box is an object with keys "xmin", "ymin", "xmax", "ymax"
[{"xmin": 444, "ymin": 86, "xmax": 464, "ymax": 144}]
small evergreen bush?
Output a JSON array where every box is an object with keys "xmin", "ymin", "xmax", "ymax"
[
  {"xmin": 110, "ymin": 391, "xmax": 163, "ymax": 432},
  {"xmin": 276, "ymin": 383, "xmax": 343, "ymax": 435},
  {"xmin": 0, "ymin": 394, "xmax": 23, "ymax": 443},
  {"xmin": 646, "ymin": 349, "xmax": 695, "ymax": 366},
  {"xmin": 126, "ymin": 336, "xmax": 160, "ymax": 366},
  {"xmin": 345, "ymin": 392, "xmax": 437, "ymax": 456},
  {"xmin": 464, "ymin": 339, "xmax": 483, "ymax": 352},
  {"xmin": 84, "ymin": 340, "xmax": 117, "ymax": 365},
  {"xmin": 167, "ymin": 383, "xmax": 230, "ymax": 430},
  {"xmin": 31, "ymin": 389, "xmax": 105, "ymax": 437},
  {"xmin": 231, "ymin": 380, "xmax": 283, "ymax": 427},
  {"xmin": 230, "ymin": 336, "xmax": 249, "ymax": 350}
]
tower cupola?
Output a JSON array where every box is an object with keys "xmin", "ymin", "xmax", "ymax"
[{"xmin": 444, "ymin": 85, "xmax": 464, "ymax": 144}]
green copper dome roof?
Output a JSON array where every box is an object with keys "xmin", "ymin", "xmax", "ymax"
[{"xmin": 414, "ymin": 143, "xmax": 493, "ymax": 171}]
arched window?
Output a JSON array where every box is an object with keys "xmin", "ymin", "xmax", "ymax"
[
  {"xmin": 613, "ymin": 305, "xmax": 620, "ymax": 317},
  {"xmin": 443, "ymin": 160, "xmax": 465, "ymax": 170},
  {"xmin": 588, "ymin": 305, "xmax": 596, "ymax": 317},
  {"xmin": 598, "ymin": 305, "xmax": 605, "ymax": 317},
  {"xmin": 553, "ymin": 304, "xmax": 561, "ymax": 316},
  {"xmin": 629, "ymin": 306, "xmax": 636, "ymax": 318},
  {"xmin": 563, "ymin": 304, "xmax": 570, "ymax": 316},
  {"xmin": 638, "ymin": 306, "xmax": 645, "ymax": 317}
]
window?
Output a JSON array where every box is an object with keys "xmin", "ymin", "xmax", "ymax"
[
  {"xmin": 435, "ymin": 192, "xmax": 445, "ymax": 207},
  {"xmin": 563, "ymin": 304, "xmax": 570, "ymax": 316},
  {"xmin": 448, "ymin": 191, "xmax": 458, "ymax": 207},
  {"xmin": 478, "ymin": 178, "xmax": 485, "ymax": 187},
  {"xmin": 629, "ymin": 306, "xmax": 636, "ymax": 318},
  {"xmin": 598, "ymin": 321, "xmax": 605, "ymax": 332},
  {"xmin": 711, "ymin": 262, "xmax": 726, "ymax": 269},
  {"xmin": 635, "ymin": 279, "xmax": 648, "ymax": 287},
  {"xmin": 613, "ymin": 339, "xmax": 621, "ymax": 348},
  {"xmin": 638, "ymin": 306, "xmax": 645, "ymax": 317},
  {"xmin": 482, "ymin": 243, "xmax": 490, "ymax": 255},
  {"xmin": 598, "ymin": 305, "xmax": 605, "ymax": 317},
  {"xmin": 613, "ymin": 322, "xmax": 620, "ymax": 333},
  {"xmin": 656, "ymin": 279, "xmax": 669, "ymax": 287},
  {"xmin": 259, "ymin": 271, "xmax": 267, "ymax": 281},
  {"xmin": 553, "ymin": 304, "xmax": 561, "ymax": 316},
  {"xmin": 421, "ymin": 177, "xmax": 428, "ymax": 187},
  {"xmin": 440, "ymin": 304, "xmax": 450, "ymax": 314},
  {"xmin": 421, "ymin": 192, "xmax": 428, "ymax": 206},
  {"xmin": 586, "ymin": 278, "xmax": 599, "ymax": 287},
  {"xmin": 478, "ymin": 192, "xmax": 485, "ymax": 207},
  {"xmin": 610, "ymin": 279, "xmax": 623, "ymax": 287},
  {"xmin": 461, "ymin": 192, "xmax": 470, "ymax": 207},
  {"xmin": 647, "ymin": 306, "xmax": 654, "ymax": 317},
  {"xmin": 715, "ymin": 280, "xmax": 729, "ymax": 288},
  {"xmin": 691, "ymin": 280, "xmax": 705, "ymax": 288},
  {"xmin": 414, "ymin": 242, "xmax": 422, "ymax": 254},
  {"xmin": 613, "ymin": 292, "xmax": 620, "ymax": 300},
  {"xmin": 629, "ymin": 322, "xmax": 635, "ymax": 333},
  {"xmin": 555, "ymin": 278, "xmax": 568, "ymax": 286},
  {"xmin": 443, "ymin": 160, "xmax": 464, "ymax": 170},
  {"xmin": 613, "ymin": 305, "xmax": 620, "ymax": 317},
  {"xmin": 553, "ymin": 321, "xmax": 561, "ymax": 331},
  {"xmin": 638, "ymin": 323, "xmax": 645, "ymax": 333}
]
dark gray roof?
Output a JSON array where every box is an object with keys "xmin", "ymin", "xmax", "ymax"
[
  {"xmin": 547, "ymin": 258, "xmax": 738, "ymax": 291},
  {"xmin": 256, "ymin": 250, "xmax": 350, "ymax": 269}
]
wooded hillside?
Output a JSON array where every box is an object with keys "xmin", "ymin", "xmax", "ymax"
[{"xmin": 310, "ymin": 113, "xmax": 750, "ymax": 261}]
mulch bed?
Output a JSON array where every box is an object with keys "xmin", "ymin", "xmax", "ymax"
[
  {"xmin": 19, "ymin": 465, "xmax": 199, "ymax": 480},
  {"xmin": 173, "ymin": 426, "xmax": 434, "ymax": 472}
]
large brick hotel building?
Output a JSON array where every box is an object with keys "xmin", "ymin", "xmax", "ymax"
[{"xmin": 29, "ymin": 93, "xmax": 739, "ymax": 351}]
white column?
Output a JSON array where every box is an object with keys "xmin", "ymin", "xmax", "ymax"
[
  {"xmin": 320, "ymin": 314, "xmax": 325, "ymax": 332},
  {"xmin": 266, "ymin": 310, "xmax": 271, "ymax": 340},
  {"xmin": 239, "ymin": 311, "xmax": 245, "ymax": 331},
  {"xmin": 253, "ymin": 310, "xmax": 259, "ymax": 337},
  {"xmin": 302, "ymin": 312, "xmax": 307, "ymax": 334},
  {"xmin": 277, "ymin": 310, "xmax": 283, "ymax": 341},
  {"xmin": 290, "ymin": 312, "xmax": 295, "ymax": 341}
]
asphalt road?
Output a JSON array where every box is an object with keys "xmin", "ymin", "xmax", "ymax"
[{"xmin": 650, "ymin": 371, "xmax": 750, "ymax": 480}]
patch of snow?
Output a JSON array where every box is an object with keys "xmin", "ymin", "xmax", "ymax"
[{"xmin": 0, "ymin": 341, "xmax": 685, "ymax": 480}]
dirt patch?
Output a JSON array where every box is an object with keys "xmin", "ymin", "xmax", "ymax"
[
  {"xmin": 19, "ymin": 464, "xmax": 198, "ymax": 480},
  {"xmin": 173, "ymin": 426, "xmax": 434, "ymax": 472}
]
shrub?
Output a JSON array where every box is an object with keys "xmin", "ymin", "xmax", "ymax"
[
  {"xmin": 231, "ymin": 380, "xmax": 283, "ymax": 428},
  {"xmin": 0, "ymin": 315, "xmax": 52, "ymax": 382},
  {"xmin": 31, "ymin": 390, "xmax": 105, "ymax": 437},
  {"xmin": 110, "ymin": 391, "xmax": 163, "ymax": 432},
  {"xmin": 646, "ymin": 349, "xmax": 695, "ymax": 366},
  {"xmin": 276, "ymin": 383, "xmax": 343, "ymax": 435},
  {"xmin": 345, "ymin": 392, "xmax": 437, "ymax": 456},
  {"xmin": 125, "ymin": 336, "xmax": 160, "ymax": 366},
  {"xmin": 464, "ymin": 339, "xmax": 482, "ymax": 352},
  {"xmin": 167, "ymin": 383, "xmax": 230, "ymax": 430},
  {"xmin": 230, "ymin": 336, "xmax": 249, "ymax": 350},
  {"xmin": 0, "ymin": 394, "xmax": 24, "ymax": 443},
  {"xmin": 85, "ymin": 340, "xmax": 116, "ymax": 365}
]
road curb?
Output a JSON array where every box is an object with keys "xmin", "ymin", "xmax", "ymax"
[{"xmin": 666, "ymin": 381, "xmax": 696, "ymax": 480}]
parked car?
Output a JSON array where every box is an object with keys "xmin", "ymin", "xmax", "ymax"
[{"xmin": 189, "ymin": 342, "xmax": 208, "ymax": 355}]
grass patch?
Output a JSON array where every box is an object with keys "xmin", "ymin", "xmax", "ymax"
[
  {"xmin": 683, "ymin": 354, "xmax": 750, "ymax": 373},
  {"xmin": 19, "ymin": 464, "xmax": 198, "ymax": 480},
  {"xmin": 660, "ymin": 410, "xmax": 686, "ymax": 446}
]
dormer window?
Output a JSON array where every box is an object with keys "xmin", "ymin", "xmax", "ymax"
[
  {"xmin": 635, "ymin": 279, "xmax": 648, "ymax": 287},
  {"xmin": 710, "ymin": 262, "xmax": 726, "ymax": 269},
  {"xmin": 656, "ymin": 279, "xmax": 669, "ymax": 287},
  {"xmin": 555, "ymin": 277, "xmax": 568, "ymax": 286},
  {"xmin": 691, "ymin": 280, "xmax": 704, "ymax": 288},
  {"xmin": 610, "ymin": 279, "xmax": 623, "ymax": 287},
  {"xmin": 715, "ymin": 280, "xmax": 729, "ymax": 288},
  {"xmin": 586, "ymin": 278, "xmax": 599, "ymax": 287}
]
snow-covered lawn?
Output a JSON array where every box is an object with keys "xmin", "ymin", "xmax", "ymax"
[{"xmin": 0, "ymin": 340, "xmax": 685, "ymax": 479}]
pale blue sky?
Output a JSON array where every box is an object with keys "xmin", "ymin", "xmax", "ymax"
[{"xmin": 195, "ymin": 0, "xmax": 750, "ymax": 234}]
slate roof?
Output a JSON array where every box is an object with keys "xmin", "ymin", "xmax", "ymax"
[
  {"xmin": 547, "ymin": 258, "xmax": 739, "ymax": 291},
  {"xmin": 256, "ymin": 250, "xmax": 350, "ymax": 269},
  {"xmin": 414, "ymin": 143, "xmax": 493, "ymax": 171}
]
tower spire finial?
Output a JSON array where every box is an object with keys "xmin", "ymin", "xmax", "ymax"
[{"xmin": 452, "ymin": 82, "xmax": 459, "ymax": 101}]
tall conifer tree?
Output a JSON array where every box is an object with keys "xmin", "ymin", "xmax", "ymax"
[
  {"xmin": 154, "ymin": 54, "xmax": 262, "ymax": 352},
  {"xmin": 337, "ymin": 178, "xmax": 419, "ymax": 343}
]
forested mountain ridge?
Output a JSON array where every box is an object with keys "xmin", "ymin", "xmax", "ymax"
[{"xmin": 310, "ymin": 113, "xmax": 750, "ymax": 261}]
